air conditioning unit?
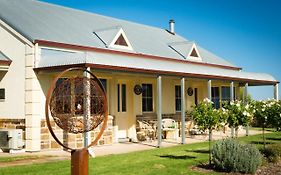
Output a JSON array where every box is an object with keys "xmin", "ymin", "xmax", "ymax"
[{"xmin": 0, "ymin": 129, "xmax": 24, "ymax": 151}]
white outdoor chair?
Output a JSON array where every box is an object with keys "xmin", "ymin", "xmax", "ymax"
[{"xmin": 162, "ymin": 119, "xmax": 178, "ymax": 139}]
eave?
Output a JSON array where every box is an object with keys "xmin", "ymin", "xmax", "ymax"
[
  {"xmin": 34, "ymin": 63, "xmax": 279, "ymax": 86},
  {"xmin": 34, "ymin": 39, "xmax": 242, "ymax": 71}
]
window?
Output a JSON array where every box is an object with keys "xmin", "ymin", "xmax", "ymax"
[
  {"xmin": 142, "ymin": 84, "xmax": 153, "ymax": 112},
  {"xmin": 190, "ymin": 48, "xmax": 199, "ymax": 57},
  {"xmin": 175, "ymin": 85, "xmax": 181, "ymax": 111},
  {"xmin": 221, "ymin": 86, "xmax": 230, "ymax": 103},
  {"xmin": 55, "ymin": 78, "xmax": 71, "ymax": 114},
  {"xmin": 117, "ymin": 84, "xmax": 120, "ymax": 112},
  {"xmin": 194, "ymin": 88, "xmax": 198, "ymax": 106},
  {"xmin": 109, "ymin": 28, "xmax": 133, "ymax": 50},
  {"xmin": 99, "ymin": 79, "xmax": 107, "ymax": 91},
  {"xmin": 114, "ymin": 34, "xmax": 128, "ymax": 46},
  {"xmin": 211, "ymin": 87, "xmax": 220, "ymax": 109},
  {"xmin": 221, "ymin": 86, "xmax": 236, "ymax": 105},
  {"xmin": 122, "ymin": 84, "xmax": 126, "ymax": 112},
  {"xmin": 55, "ymin": 78, "xmax": 107, "ymax": 115},
  {"xmin": 0, "ymin": 88, "xmax": 5, "ymax": 100},
  {"xmin": 117, "ymin": 84, "xmax": 126, "ymax": 112}
]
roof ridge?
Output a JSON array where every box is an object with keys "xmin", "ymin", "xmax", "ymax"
[
  {"xmin": 167, "ymin": 41, "xmax": 194, "ymax": 46},
  {"xmin": 93, "ymin": 26, "xmax": 121, "ymax": 33},
  {"xmin": 37, "ymin": 0, "xmax": 170, "ymax": 34}
]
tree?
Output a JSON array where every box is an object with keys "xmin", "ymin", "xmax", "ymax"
[
  {"xmin": 191, "ymin": 98, "xmax": 224, "ymax": 165},
  {"xmin": 252, "ymin": 99, "xmax": 281, "ymax": 149},
  {"xmin": 223, "ymin": 100, "xmax": 253, "ymax": 138}
]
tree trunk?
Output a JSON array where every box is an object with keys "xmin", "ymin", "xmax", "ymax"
[
  {"xmin": 263, "ymin": 124, "xmax": 266, "ymax": 150},
  {"xmin": 209, "ymin": 130, "xmax": 212, "ymax": 165},
  {"xmin": 235, "ymin": 127, "xmax": 239, "ymax": 138}
]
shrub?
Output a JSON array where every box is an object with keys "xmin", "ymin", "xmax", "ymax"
[
  {"xmin": 212, "ymin": 138, "xmax": 262, "ymax": 174},
  {"xmin": 262, "ymin": 144, "xmax": 281, "ymax": 163}
]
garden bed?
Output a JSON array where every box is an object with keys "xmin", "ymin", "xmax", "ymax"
[{"xmin": 0, "ymin": 132, "xmax": 280, "ymax": 175}]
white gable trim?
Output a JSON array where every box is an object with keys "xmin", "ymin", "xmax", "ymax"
[
  {"xmin": 188, "ymin": 43, "xmax": 202, "ymax": 61},
  {"xmin": 0, "ymin": 19, "xmax": 34, "ymax": 47},
  {"xmin": 109, "ymin": 28, "xmax": 133, "ymax": 51}
]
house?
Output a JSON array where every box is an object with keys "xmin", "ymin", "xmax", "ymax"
[{"xmin": 0, "ymin": 0, "xmax": 279, "ymax": 152}]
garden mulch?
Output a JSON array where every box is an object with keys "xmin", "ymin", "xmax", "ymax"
[{"xmin": 192, "ymin": 161, "xmax": 281, "ymax": 175}]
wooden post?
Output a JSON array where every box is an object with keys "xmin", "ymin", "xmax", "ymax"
[{"xmin": 71, "ymin": 148, "xmax": 89, "ymax": 175}]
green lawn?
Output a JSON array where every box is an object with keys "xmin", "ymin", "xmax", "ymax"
[
  {"xmin": 0, "ymin": 132, "xmax": 280, "ymax": 175},
  {"xmin": 0, "ymin": 155, "xmax": 53, "ymax": 163}
]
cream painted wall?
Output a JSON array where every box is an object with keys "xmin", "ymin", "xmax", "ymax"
[
  {"xmin": 0, "ymin": 25, "xmax": 26, "ymax": 119},
  {"xmin": 34, "ymin": 47, "xmax": 242, "ymax": 142},
  {"xmin": 162, "ymin": 78, "xmax": 176, "ymax": 114},
  {"xmin": 36, "ymin": 74, "xmax": 53, "ymax": 119}
]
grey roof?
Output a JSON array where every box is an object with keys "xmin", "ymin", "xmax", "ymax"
[
  {"xmin": 0, "ymin": 51, "xmax": 10, "ymax": 61},
  {"xmin": 38, "ymin": 49, "xmax": 277, "ymax": 85},
  {"xmin": 0, "ymin": 0, "xmax": 237, "ymax": 67},
  {"xmin": 168, "ymin": 41, "xmax": 194, "ymax": 59},
  {"xmin": 93, "ymin": 26, "xmax": 122, "ymax": 47}
]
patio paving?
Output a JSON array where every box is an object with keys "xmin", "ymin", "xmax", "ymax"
[{"xmin": 0, "ymin": 129, "xmax": 266, "ymax": 160}]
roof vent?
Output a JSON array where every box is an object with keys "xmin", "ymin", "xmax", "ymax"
[{"xmin": 169, "ymin": 19, "xmax": 175, "ymax": 34}]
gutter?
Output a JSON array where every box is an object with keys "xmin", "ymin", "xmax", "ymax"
[
  {"xmin": 33, "ymin": 63, "xmax": 279, "ymax": 86},
  {"xmin": 34, "ymin": 39, "xmax": 243, "ymax": 71}
]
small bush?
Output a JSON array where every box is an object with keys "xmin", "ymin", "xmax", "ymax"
[
  {"xmin": 262, "ymin": 143, "xmax": 281, "ymax": 163},
  {"xmin": 212, "ymin": 138, "xmax": 262, "ymax": 174}
]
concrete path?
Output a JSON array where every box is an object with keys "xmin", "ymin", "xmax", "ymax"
[{"xmin": 0, "ymin": 128, "xmax": 266, "ymax": 161}]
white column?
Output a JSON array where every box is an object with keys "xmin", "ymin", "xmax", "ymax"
[
  {"xmin": 230, "ymin": 82, "xmax": 234, "ymax": 137},
  {"xmin": 181, "ymin": 78, "xmax": 186, "ymax": 144},
  {"xmin": 274, "ymin": 83, "xmax": 279, "ymax": 101},
  {"xmin": 230, "ymin": 82, "xmax": 234, "ymax": 101},
  {"xmin": 83, "ymin": 67, "xmax": 91, "ymax": 147},
  {"xmin": 243, "ymin": 83, "xmax": 248, "ymax": 103},
  {"xmin": 157, "ymin": 76, "xmax": 162, "ymax": 147},
  {"xmin": 207, "ymin": 80, "xmax": 212, "ymax": 141},
  {"xmin": 243, "ymin": 83, "xmax": 249, "ymax": 136},
  {"xmin": 207, "ymin": 80, "xmax": 212, "ymax": 100},
  {"xmin": 25, "ymin": 44, "xmax": 41, "ymax": 152}
]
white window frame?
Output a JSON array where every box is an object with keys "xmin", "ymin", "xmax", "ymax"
[
  {"xmin": 188, "ymin": 43, "xmax": 202, "ymax": 61},
  {"xmin": 109, "ymin": 28, "xmax": 133, "ymax": 51}
]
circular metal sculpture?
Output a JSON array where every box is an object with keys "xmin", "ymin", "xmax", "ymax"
[
  {"xmin": 45, "ymin": 67, "xmax": 108, "ymax": 151},
  {"xmin": 187, "ymin": 87, "xmax": 193, "ymax": 96},
  {"xmin": 134, "ymin": 84, "xmax": 143, "ymax": 95}
]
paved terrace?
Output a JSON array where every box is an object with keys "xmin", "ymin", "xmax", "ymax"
[{"xmin": 0, "ymin": 129, "xmax": 265, "ymax": 160}]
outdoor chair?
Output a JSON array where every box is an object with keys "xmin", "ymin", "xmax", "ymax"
[
  {"xmin": 162, "ymin": 118, "xmax": 178, "ymax": 139},
  {"xmin": 136, "ymin": 120, "xmax": 156, "ymax": 141}
]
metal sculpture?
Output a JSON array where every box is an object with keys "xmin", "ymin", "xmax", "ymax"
[{"xmin": 45, "ymin": 67, "xmax": 108, "ymax": 175}]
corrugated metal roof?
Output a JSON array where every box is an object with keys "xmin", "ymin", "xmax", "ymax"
[
  {"xmin": 168, "ymin": 41, "xmax": 194, "ymax": 59},
  {"xmin": 0, "ymin": 0, "xmax": 237, "ymax": 68},
  {"xmin": 93, "ymin": 26, "xmax": 121, "ymax": 47},
  {"xmin": 38, "ymin": 49, "xmax": 277, "ymax": 84}
]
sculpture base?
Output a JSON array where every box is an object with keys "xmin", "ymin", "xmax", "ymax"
[{"xmin": 71, "ymin": 148, "xmax": 89, "ymax": 175}]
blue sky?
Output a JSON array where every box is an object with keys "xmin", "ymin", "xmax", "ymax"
[{"xmin": 41, "ymin": 0, "xmax": 281, "ymax": 100}]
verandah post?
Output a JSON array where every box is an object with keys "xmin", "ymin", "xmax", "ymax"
[
  {"xmin": 157, "ymin": 75, "xmax": 162, "ymax": 147},
  {"xmin": 181, "ymin": 77, "xmax": 186, "ymax": 144},
  {"xmin": 230, "ymin": 81, "xmax": 235, "ymax": 138},
  {"xmin": 274, "ymin": 83, "xmax": 279, "ymax": 100},
  {"xmin": 83, "ymin": 67, "xmax": 91, "ymax": 147},
  {"xmin": 243, "ymin": 83, "xmax": 249, "ymax": 136}
]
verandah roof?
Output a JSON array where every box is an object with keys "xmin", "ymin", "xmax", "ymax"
[{"xmin": 36, "ymin": 49, "xmax": 278, "ymax": 86}]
